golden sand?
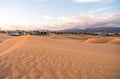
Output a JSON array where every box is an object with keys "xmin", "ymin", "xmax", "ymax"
[
  {"xmin": 84, "ymin": 37, "xmax": 118, "ymax": 43},
  {"xmin": 0, "ymin": 34, "xmax": 120, "ymax": 79}
]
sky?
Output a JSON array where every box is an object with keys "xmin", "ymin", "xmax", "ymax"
[{"xmin": 0, "ymin": 0, "xmax": 120, "ymax": 30}]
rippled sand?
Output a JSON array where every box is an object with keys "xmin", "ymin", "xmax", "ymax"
[{"xmin": 0, "ymin": 34, "xmax": 120, "ymax": 79}]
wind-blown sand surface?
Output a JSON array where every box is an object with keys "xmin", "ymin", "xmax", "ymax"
[
  {"xmin": 84, "ymin": 37, "xmax": 118, "ymax": 43},
  {"xmin": 0, "ymin": 34, "xmax": 120, "ymax": 79},
  {"xmin": 0, "ymin": 33, "xmax": 12, "ymax": 43}
]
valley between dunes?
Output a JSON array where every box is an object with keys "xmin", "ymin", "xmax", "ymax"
[{"xmin": 0, "ymin": 34, "xmax": 120, "ymax": 79}]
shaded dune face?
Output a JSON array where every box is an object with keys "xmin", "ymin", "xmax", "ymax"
[{"xmin": 0, "ymin": 35, "xmax": 120, "ymax": 79}]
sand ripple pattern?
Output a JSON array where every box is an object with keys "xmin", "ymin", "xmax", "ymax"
[{"xmin": 0, "ymin": 35, "xmax": 120, "ymax": 79}]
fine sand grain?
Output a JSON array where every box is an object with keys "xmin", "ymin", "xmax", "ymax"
[{"xmin": 0, "ymin": 35, "xmax": 120, "ymax": 79}]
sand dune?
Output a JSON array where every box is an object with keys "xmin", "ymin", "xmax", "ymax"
[
  {"xmin": 84, "ymin": 37, "xmax": 119, "ymax": 43},
  {"xmin": 0, "ymin": 33, "xmax": 11, "ymax": 43},
  {"xmin": 0, "ymin": 35, "xmax": 28, "ymax": 57},
  {"xmin": 109, "ymin": 38, "xmax": 120, "ymax": 45},
  {"xmin": 0, "ymin": 35, "xmax": 120, "ymax": 79}
]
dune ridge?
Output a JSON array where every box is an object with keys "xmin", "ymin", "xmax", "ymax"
[
  {"xmin": 0, "ymin": 35, "xmax": 120, "ymax": 79},
  {"xmin": 0, "ymin": 35, "xmax": 28, "ymax": 57},
  {"xmin": 84, "ymin": 37, "xmax": 120, "ymax": 44},
  {"xmin": 109, "ymin": 38, "xmax": 120, "ymax": 45}
]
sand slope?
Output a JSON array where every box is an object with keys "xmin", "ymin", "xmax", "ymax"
[
  {"xmin": 0, "ymin": 33, "xmax": 11, "ymax": 43},
  {"xmin": 84, "ymin": 37, "xmax": 117, "ymax": 43},
  {"xmin": 109, "ymin": 38, "xmax": 120, "ymax": 45},
  {"xmin": 0, "ymin": 35, "xmax": 120, "ymax": 79}
]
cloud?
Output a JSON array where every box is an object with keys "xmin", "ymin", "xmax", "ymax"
[
  {"xmin": 38, "ymin": 0, "xmax": 47, "ymax": 2},
  {"xmin": 74, "ymin": 12, "xmax": 120, "ymax": 29},
  {"xmin": 1, "ymin": 12, "xmax": 120, "ymax": 30},
  {"xmin": 90, "ymin": 7, "xmax": 112, "ymax": 13},
  {"xmin": 41, "ymin": 11, "xmax": 120, "ymax": 30},
  {"xmin": 31, "ymin": 0, "xmax": 48, "ymax": 2},
  {"xmin": 72, "ymin": 0, "xmax": 104, "ymax": 3},
  {"xmin": 42, "ymin": 16, "xmax": 54, "ymax": 20}
]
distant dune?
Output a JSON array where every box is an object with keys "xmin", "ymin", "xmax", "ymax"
[
  {"xmin": 0, "ymin": 34, "xmax": 120, "ymax": 79},
  {"xmin": 84, "ymin": 37, "xmax": 119, "ymax": 44}
]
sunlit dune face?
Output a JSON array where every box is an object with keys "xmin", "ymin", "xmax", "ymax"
[{"xmin": 84, "ymin": 37, "xmax": 118, "ymax": 43}]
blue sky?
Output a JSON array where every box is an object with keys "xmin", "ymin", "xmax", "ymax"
[{"xmin": 0, "ymin": 0, "xmax": 120, "ymax": 30}]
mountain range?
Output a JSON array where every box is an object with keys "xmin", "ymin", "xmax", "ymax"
[{"xmin": 61, "ymin": 27, "xmax": 120, "ymax": 33}]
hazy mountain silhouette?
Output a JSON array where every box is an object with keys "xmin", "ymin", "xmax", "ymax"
[{"xmin": 62, "ymin": 27, "xmax": 120, "ymax": 33}]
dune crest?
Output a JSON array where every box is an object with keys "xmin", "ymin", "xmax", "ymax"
[
  {"xmin": 84, "ymin": 37, "xmax": 120, "ymax": 44},
  {"xmin": 109, "ymin": 38, "xmax": 120, "ymax": 45}
]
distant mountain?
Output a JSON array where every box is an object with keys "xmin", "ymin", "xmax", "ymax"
[
  {"xmin": 84, "ymin": 27, "xmax": 120, "ymax": 32},
  {"xmin": 60, "ymin": 27, "xmax": 120, "ymax": 33},
  {"xmin": 61, "ymin": 28, "xmax": 84, "ymax": 33}
]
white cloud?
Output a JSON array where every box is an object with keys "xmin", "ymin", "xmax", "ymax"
[
  {"xmin": 90, "ymin": 7, "xmax": 112, "ymax": 13},
  {"xmin": 1, "ymin": 11, "xmax": 120, "ymax": 30},
  {"xmin": 32, "ymin": 0, "xmax": 47, "ymax": 2},
  {"xmin": 72, "ymin": 0, "xmax": 109, "ymax": 3},
  {"xmin": 41, "ymin": 12, "xmax": 120, "ymax": 30},
  {"xmin": 42, "ymin": 16, "xmax": 54, "ymax": 20}
]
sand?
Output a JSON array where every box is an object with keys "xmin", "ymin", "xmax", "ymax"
[
  {"xmin": 109, "ymin": 38, "xmax": 120, "ymax": 45},
  {"xmin": 0, "ymin": 33, "xmax": 12, "ymax": 43},
  {"xmin": 84, "ymin": 37, "xmax": 118, "ymax": 43},
  {"xmin": 0, "ymin": 34, "xmax": 120, "ymax": 79}
]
